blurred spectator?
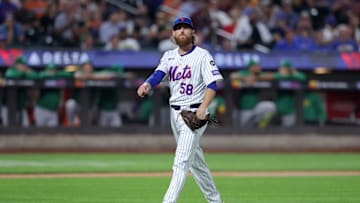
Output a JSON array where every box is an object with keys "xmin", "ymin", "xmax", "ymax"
[
  {"xmin": 0, "ymin": 26, "xmax": 7, "ymax": 48},
  {"xmin": 348, "ymin": 13, "xmax": 360, "ymax": 47},
  {"xmin": 331, "ymin": 0, "xmax": 352, "ymax": 25},
  {"xmin": 54, "ymin": 1, "xmax": 81, "ymax": 46},
  {"xmin": 0, "ymin": 13, "xmax": 24, "ymax": 46},
  {"xmin": 293, "ymin": 11, "xmax": 317, "ymax": 51},
  {"xmin": 273, "ymin": 28, "xmax": 298, "ymax": 50},
  {"xmin": 23, "ymin": 0, "xmax": 46, "ymax": 19},
  {"xmin": 0, "ymin": 0, "xmax": 19, "ymax": 23},
  {"xmin": 320, "ymin": 15, "xmax": 337, "ymax": 46},
  {"xmin": 0, "ymin": 0, "xmax": 357, "ymax": 52},
  {"xmin": 15, "ymin": 2, "xmax": 39, "ymax": 46},
  {"xmin": 269, "ymin": 12, "xmax": 289, "ymax": 47},
  {"xmin": 157, "ymin": 24, "xmax": 176, "ymax": 53},
  {"xmin": 104, "ymin": 26, "xmax": 141, "ymax": 51},
  {"xmin": 190, "ymin": 0, "xmax": 214, "ymax": 45},
  {"xmin": 117, "ymin": 27, "xmax": 141, "ymax": 51},
  {"xmin": 307, "ymin": 0, "xmax": 331, "ymax": 31},
  {"xmin": 230, "ymin": 59, "xmax": 276, "ymax": 128},
  {"xmin": 34, "ymin": 63, "xmax": 72, "ymax": 127},
  {"xmin": 331, "ymin": 24, "xmax": 358, "ymax": 52},
  {"xmin": 38, "ymin": 0, "xmax": 58, "ymax": 46},
  {"xmin": 132, "ymin": 15, "xmax": 151, "ymax": 48},
  {"xmin": 104, "ymin": 33, "xmax": 120, "ymax": 51},
  {"xmin": 280, "ymin": 0, "xmax": 299, "ymax": 30},
  {"xmin": 233, "ymin": 6, "xmax": 273, "ymax": 50},
  {"xmin": 1, "ymin": 56, "xmax": 37, "ymax": 127},
  {"xmin": 99, "ymin": 10, "xmax": 127, "ymax": 44},
  {"xmin": 177, "ymin": 0, "xmax": 203, "ymax": 17},
  {"xmin": 313, "ymin": 31, "xmax": 331, "ymax": 52},
  {"xmin": 148, "ymin": 10, "xmax": 171, "ymax": 48}
]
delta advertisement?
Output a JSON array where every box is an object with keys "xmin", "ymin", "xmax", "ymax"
[{"xmin": 0, "ymin": 49, "xmax": 360, "ymax": 70}]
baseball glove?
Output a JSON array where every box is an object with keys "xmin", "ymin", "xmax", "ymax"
[{"xmin": 180, "ymin": 110, "xmax": 212, "ymax": 131}]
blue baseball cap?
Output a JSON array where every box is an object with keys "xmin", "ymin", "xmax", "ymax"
[{"xmin": 173, "ymin": 16, "xmax": 194, "ymax": 30}]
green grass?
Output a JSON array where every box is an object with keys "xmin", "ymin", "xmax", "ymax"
[
  {"xmin": 0, "ymin": 176, "xmax": 359, "ymax": 203},
  {"xmin": 0, "ymin": 153, "xmax": 360, "ymax": 203},
  {"xmin": 0, "ymin": 153, "xmax": 359, "ymax": 173}
]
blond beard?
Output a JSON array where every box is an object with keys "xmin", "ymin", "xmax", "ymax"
[{"xmin": 174, "ymin": 34, "xmax": 192, "ymax": 47}]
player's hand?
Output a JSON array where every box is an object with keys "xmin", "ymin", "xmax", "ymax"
[
  {"xmin": 196, "ymin": 107, "xmax": 207, "ymax": 120},
  {"xmin": 137, "ymin": 82, "xmax": 151, "ymax": 97}
]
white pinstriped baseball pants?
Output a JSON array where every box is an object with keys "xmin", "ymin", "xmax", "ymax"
[{"xmin": 162, "ymin": 108, "xmax": 222, "ymax": 203}]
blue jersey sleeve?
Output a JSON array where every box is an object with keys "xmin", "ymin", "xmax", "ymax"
[
  {"xmin": 145, "ymin": 70, "xmax": 166, "ymax": 89},
  {"xmin": 207, "ymin": 81, "xmax": 217, "ymax": 91}
]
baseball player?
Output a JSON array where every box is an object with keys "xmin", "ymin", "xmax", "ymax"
[
  {"xmin": 230, "ymin": 59, "xmax": 276, "ymax": 128},
  {"xmin": 263, "ymin": 59, "xmax": 307, "ymax": 127},
  {"xmin": 96, "ymin": 64, "xmax": 124, "ymax": 127},
  {"xmin": 35, "ymin": 63, "xmax": 72, "ymax": 127},
  {"xmin": 1, "ymin": 56, "xmax": 37, "ymax": 127},
  {"xmin": 137, "ymin": 16, "xmax": 223, "ymax": 203}
]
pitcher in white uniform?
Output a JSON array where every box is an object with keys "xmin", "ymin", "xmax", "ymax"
[{"xmin": 137, "ymin": 16, "xmax": 223, "ymax": 203}]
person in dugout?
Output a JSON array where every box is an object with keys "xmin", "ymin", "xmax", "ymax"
[
  {"xmin": 230, "ymin": 59, "xmax": 276, "ymax": 128},
  {"xmin": 1, "ymin": 56, "xmax": 37, "ymax": 127},
  {"xmin": 262, "ymin": 59, "xmax": 307, "ymax": 127},
  {"xmin": 34, "ymin": 63, "xmax": 72, "ymax": 127}
]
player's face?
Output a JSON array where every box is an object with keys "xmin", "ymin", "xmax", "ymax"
[{"xmin": 172, "ymin": 24, "xmax": 194, "ymax": 46}]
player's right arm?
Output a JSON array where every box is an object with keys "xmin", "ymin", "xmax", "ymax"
[
  {"xmin": 137, "ymin": 70, "xmax": 166, "ymax": 97},
  {"xmin": 137, "ymin": 51, "xmax": 169, "ymax": 97}
]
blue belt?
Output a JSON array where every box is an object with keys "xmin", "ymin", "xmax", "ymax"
[{"xmin": 170, "ymin": 103, "xmax": 201, "ymax": 110}]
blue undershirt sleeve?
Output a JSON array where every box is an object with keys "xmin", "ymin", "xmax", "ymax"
[
  {"xmin": 207, "ymin": 81, "xmax": 217, "ymax": 91},
  {"xmin": 145, "ymin": 70, "xmax": 166, "ymax": 89}
]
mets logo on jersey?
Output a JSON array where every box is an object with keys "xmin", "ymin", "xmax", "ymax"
[{"xmin": 169, "ymin": 65, "xmax": 192, "ymax": 81}]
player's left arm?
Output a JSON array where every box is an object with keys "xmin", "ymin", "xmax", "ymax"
[
  {"xmin": 197, "ymin": 51, "xmax": 223, "ymax": 119},
  {"xmin": 197, "ymin": 85, "xmax": 216, "ymax": 120}
]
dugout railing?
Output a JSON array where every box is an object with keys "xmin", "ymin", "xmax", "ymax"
[{"xmin": 1, "ymin": 76, "xmax": 360, "ymax": 134}]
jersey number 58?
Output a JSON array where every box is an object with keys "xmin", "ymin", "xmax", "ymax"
[{"xmin": 180, "ymin": 82, "xmax": 193, "ymax": 95}]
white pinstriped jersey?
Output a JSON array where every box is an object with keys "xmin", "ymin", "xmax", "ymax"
[{"xmin": 155, "ymin": 46, "xmax": 223, "ymax": 106}]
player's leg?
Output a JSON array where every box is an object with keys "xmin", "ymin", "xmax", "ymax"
[
  {"xmin": 98, "ymin": 110, "xmax": 107, "ymax": 127},
  {"xmin": 46, "ymin": 110, "xmax": 59, "ymax": 127},
  {"xmin": 1, "ymin": 106, "xmax": 8, "ymax": 126},
  {"xmin": 163, "ymin": 109, "xmax": 200, "ymax": 203},
  {"xmin": 34, "ymin": 106, "xmax": 47, "ymax": 127},
  {"xmin": 65, "ymin": 99, "xmax": 77, "ymax": 126},
  {"xmin": 281, "ymin": 113, "xmax": 296, "ymax": 127},
  {"xmin": 190, "ymin": 144, "xmax": 222, "ymax": 203},
  {"xmin": 239, "ymin": 109, "xmax": 254, "ymax": 126},
  {"xmin": 21, "ymin": 109, "xmax": 30, "ymax": 127},
  {"xmin": 253, "ymin": 101, "xmax": 276, "ymax": 127},
  {"xmin": 109, "ymin": 110, "xmax": 122, "ymax": 127}
]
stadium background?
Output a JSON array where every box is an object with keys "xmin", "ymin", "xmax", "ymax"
[
  {"xmin": 0, "ymin": 1, "xmax": 360, "ymax": 203},
  {"xmin": 0, "ymin": 0, "xmax": 360, "ymax": 151}
]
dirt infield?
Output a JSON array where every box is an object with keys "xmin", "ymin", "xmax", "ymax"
[{"xmin": 1, "ymin": 171, "xmax": 360, "ymax": 179}]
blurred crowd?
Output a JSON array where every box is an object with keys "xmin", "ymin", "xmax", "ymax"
[{"xmin": 0, "ymin": 0, "xmax": 360, "ymax": 52}]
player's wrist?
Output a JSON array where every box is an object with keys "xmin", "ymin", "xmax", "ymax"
[{"xmin": 142, "ymin": 82, "xmax": 151, "ymax": 89}]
